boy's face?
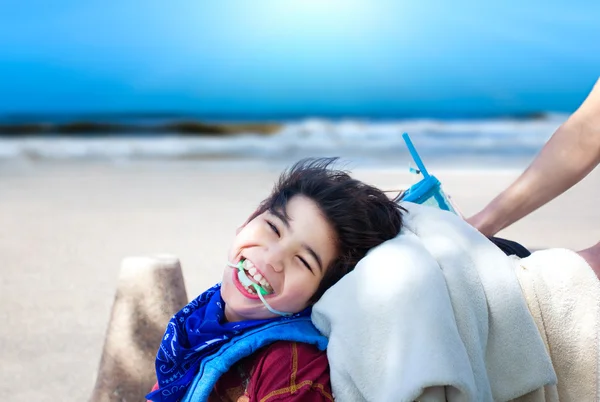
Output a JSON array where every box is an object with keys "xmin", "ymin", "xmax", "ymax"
[{"xmin": 221, "ymin": 195, "xmax": 338, "ymax": 322}]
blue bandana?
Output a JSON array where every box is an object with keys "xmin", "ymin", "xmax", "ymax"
[{"xmin": 146, "ymin": 284, "xmax": 309, "ymax": 402}]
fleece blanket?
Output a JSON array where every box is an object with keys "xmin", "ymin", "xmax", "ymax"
[
  {"xmin": 513, "ymin": 248, "xmax": 600, "ymax": 402},
  {"xmin": 311, "ymin": 202, "xmax": 557, "ymax": 402}
]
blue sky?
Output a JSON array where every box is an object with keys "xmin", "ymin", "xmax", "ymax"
[{"xmin": 1, "ymin": 0, "xmax": 599, "ymax": 117}]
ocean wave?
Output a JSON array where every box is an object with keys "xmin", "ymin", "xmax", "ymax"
[{"xmin": 0, "ymin": 116, "xmax": 566, "ymax": 161}]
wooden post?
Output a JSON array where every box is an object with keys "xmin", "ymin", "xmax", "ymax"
[{"xmin": 90, "ymin": 255, "xmax": 188, "ymax": 402}]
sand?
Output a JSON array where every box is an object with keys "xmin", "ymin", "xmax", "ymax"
[{"xmin": 1, "ymin": 159, "xmax": 598, "ymax": 401}]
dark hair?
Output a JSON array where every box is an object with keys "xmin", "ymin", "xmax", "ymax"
[{"xmin": 248, "ymin": 157, "xmax": 405, "ymax": 303}]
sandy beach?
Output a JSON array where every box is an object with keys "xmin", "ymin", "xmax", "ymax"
[{"xmin": 1, "ymin": 159, "xmax": 599, "ymax": 402}]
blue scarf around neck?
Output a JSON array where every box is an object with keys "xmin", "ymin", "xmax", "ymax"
[{"xmin": 146, "ymin": 284, "xmax": 309, "ymax": 402}]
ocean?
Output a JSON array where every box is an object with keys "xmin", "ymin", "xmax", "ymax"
[{"xmin": 0, "ymin": 113, "xmax": 566, "ymax": 168}]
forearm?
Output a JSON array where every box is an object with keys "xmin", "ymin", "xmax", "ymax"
[{"xmin": 471, "ymin": 78, "xmax": 600, "ymax": 235}]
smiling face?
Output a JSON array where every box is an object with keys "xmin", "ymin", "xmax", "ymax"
[{"xmin": 221, "ymin": 195, "xmax": 338, "ymax": 322}]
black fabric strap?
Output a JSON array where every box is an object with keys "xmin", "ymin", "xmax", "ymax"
[{"xmin": 488, "ymin": 236, "xmax": 531, "ymax": 258}]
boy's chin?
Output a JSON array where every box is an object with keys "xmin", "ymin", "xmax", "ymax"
[
  {"xmin": 224, "ymin": 303, "xmax": 277, "ymax": 322},
  {"xmin": 222, "ymin": 284, "xmax": 269, "ymax": 320}
]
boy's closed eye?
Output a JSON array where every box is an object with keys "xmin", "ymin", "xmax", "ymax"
[
  {"xmin": 297, "ymin": 256, "xmax": 314, "ymax": 273},
  {"xmin": 266, "ymin": 220, "xmax": 280, "ymax": 237}
]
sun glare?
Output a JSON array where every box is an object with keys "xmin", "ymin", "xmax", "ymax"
[
  {"xmin": 284, "ymin": 0, "xmax": 360, "ymax": 13},
  {"xmin": 266, "ymin": 0, "xmax": 379, "ymax": 28}
]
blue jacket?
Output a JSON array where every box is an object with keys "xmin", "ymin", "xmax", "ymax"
[{"xmin": 181, "ymin": 317, "xmax": 328, "ymax": 402}]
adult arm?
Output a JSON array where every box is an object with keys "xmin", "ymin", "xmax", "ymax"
[{"xmin": 468, "ymin": 78, "xmax": 600, "ymax": 236}]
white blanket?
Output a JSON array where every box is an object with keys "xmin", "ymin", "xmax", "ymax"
[{"xmin": 311, "ymin": 202, "xmax": 556, "ymax": 402}]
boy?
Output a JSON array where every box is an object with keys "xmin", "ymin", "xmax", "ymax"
[{"xmin": 147, "ymin": 158, "xmax": 404, "ymax": 402}]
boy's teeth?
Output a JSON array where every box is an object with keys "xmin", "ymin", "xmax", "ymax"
[
  {"xmin": 241, "ymin": 259, "xmax": 273, "ymax": 292},
  {"xmin": 261, "ymin": 279, "xmax": 272, "ymax": 290}
]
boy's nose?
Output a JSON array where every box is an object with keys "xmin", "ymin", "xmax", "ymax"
[
  {"xmin": 264, "ymin": 245, "xmax": 285, "ymax": 273},
  {"xmin": 267, "ymin": 262, "xmax": 284, "ymax": 273}
]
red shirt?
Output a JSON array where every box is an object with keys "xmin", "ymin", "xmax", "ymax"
[{"xmin": 150, "ymin": 341, "xmax": 332, "ymax": 402}]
